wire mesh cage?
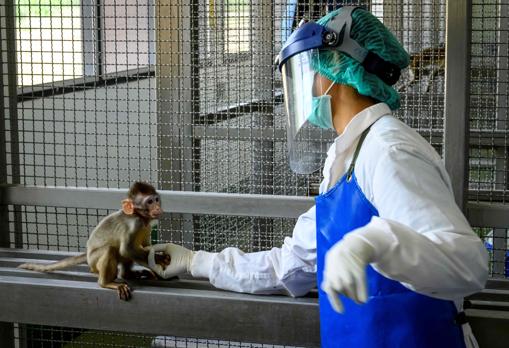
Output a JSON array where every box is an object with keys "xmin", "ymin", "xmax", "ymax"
[
  {"xmin": 1, "ymin": 0, "xmax": 509, "ymax": 346},
  {"xmin": 14, "ymin": 324, "xmax": 306, "ymax": 348}
]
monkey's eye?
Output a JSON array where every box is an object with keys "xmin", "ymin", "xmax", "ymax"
[
  {"xmin": 155, "ymin": 197, "xmax": 160, "ymax": 203},
  {"xmin": 147, "ymin": 199, "xmax": 153, "ymax": 205}
]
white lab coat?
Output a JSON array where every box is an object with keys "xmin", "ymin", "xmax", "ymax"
[{"xmin": 190, "ymin": 103, "xmax": 488, "ymax": 348}]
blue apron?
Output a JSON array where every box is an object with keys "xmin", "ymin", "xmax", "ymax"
[{"xmin": 316, "ymin": 127, "xmax": 466, "ymax": 348}]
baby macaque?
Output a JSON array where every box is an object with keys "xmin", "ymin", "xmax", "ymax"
[{"xmin": 18, "ymin": 182, "xmax": 170, "ymax": 300}]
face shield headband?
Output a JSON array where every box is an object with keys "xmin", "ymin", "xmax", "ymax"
[{"xmin": 277, "ymin": 6, "xmax": 401, "ymax": 86}]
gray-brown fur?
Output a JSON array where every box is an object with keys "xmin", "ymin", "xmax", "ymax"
[{"xmin": 18, "ymin": 253, "xmax": 87, "ymax": 272}]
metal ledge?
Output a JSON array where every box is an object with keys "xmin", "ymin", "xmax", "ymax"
[
  {"xmin": 2, "ymin": 185, "xmax": 508, "ymax": 227},
  {"xmin": 467, "ymin": 202, "xmax": 509, "ymax": 228},
  {"xmin": 0, "ymin": 185, "xmax": 314, "ymax": 218},
  {"xmin": 0, "ymin": 248, "xmax": 320, "ymax": 347}
]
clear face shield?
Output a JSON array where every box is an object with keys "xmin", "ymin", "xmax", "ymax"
[
  {"xmin": 278, "ymin": 6, "xmax": 401, "ymax": 175},
  {"xmin": 281, "ymin": 50, "xmax": 334, "ymax": 174}
]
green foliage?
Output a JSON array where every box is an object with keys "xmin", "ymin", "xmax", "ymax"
[{"xmin": 16, "ymin": 0, "xmax": 79, "ymax": 18}]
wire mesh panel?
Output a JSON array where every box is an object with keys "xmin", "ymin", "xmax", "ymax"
[
  {"xmin": 5, "ymin": 203, "xmax": 297, "ymax": 253},
  {"xmin": 2, "ymin": 0, "xmax": 453, "ymax": 255},
  {"xmin": 3, "ymin": 0, "xmax": 451, "ymax": 192},
  {"xmin": 14, "ymin": 324, "xmax": 305, "ymax": 348},
  {"xmin": 11, "ymin": 0, "xmax": 158, "ymax": 188},
  {"xmin": 475, "ymin": 227, "xmax": 509, "ymax": 278},
  {"xmin": 470, "ymin": 0, "xmax": 509, "ymax": 203}
]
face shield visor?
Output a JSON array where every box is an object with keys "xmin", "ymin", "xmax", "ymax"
[
  {"xmin": 281, "ymin": 49, "xmax": 334, "ymax": 174},
  {"xmin": 277, "ymin": 6, "xmax": 401, "ymax": 175}
]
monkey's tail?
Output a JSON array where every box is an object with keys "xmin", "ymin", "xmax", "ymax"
[{"xmin": 18, "ymin": 253, "xmax": 87, "ymax": 272}]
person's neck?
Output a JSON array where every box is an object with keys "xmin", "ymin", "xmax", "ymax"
[{"xmin": 331, "ymin": 85, "xmax": 377, "ymax": 135}]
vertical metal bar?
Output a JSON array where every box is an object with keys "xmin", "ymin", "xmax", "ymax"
[
  {"xmin": 0, "ymin": 0, "xmax": 10, "ymax": 249},
  {"xmin": 5, "ymin": 0, "xmax": 22, "ymax": 250},
  {"xmin": 0, "ymin": 2, "xmax": 16, "ymax": 346},
  {"xmin": 81, "ymin": 0, "xmax": 97, "ymax": 76},
  {"xmin": 443, "ymin": 0, "xmax": 472, "ymax": 212},
  {"xmin": 157, "ymin": 0, "xmax": 196, "ymax": 245},
  {"xmin": 493, "ymin": 0, "xmax": 509, "ymax": 277},
  {"xmin": 383, "ymin": 1, "xmax": 404, "ymax": 43},
  {"xmin": 495, "ymin": 0, "xmax": 508, "ymax": 132},
  {"xmin": 492, "ymin": 228, "xmax": 507, "ymax": 277},
  {"xmin": 95, "ymin": 0, "xmax": 104, "ymax": 77},
  {"xmin": 251, "ymin": 0, "xmax": 274, "ymax": 251},
  {"xmin": 0, "ymin": 322, "xmax": 14, "ymax": 348}
]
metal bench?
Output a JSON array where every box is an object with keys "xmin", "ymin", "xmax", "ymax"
[{"xmin": 0, "ymin": 248, "xmax": 320, "ymax": 347}]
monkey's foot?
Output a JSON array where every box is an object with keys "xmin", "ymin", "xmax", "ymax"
[{"xmin": 117, "ymin": 283, "xmax": 131, "ymax": 301}]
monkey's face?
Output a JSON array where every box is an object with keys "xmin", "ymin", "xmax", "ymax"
[{"xmin": 134, "ymin": 194, "xmax": 163, "ymax": 220}]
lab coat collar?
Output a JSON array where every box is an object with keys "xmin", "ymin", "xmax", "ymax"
[{"xmin": 329, "ymin": 103, "xmax": 391, "ymax": 156}]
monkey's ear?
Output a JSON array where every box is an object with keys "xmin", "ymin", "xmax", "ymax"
[{"xmin": 122, "ymin": 199, "xmax": 135, "ymax": 215}]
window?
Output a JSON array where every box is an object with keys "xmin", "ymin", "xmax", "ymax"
[
  {"xmin": 223, "ymin": 0, "xmax": 250, "ymax": 55},
  {"xmin": 15, "ymin": 0, "xmax": 155, "ymax": 88},
  {"xmin": 15, "ymin": 0, "xmax": 83, "ymax": 86}
]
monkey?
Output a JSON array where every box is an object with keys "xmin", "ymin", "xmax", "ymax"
[
  {"xmin": 18, "ymin": 182, "xmax": 170, "ymax": 300},
  {"xmin": 398, "ymin": 44, "xmax": 445, "ymax": 93}
]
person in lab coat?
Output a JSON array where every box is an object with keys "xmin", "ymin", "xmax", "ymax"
[{"xmin": 149, "ymin": 6, "xmax": 488, "ymax": 348}]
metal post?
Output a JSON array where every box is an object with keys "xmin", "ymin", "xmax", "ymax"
[
  {"xmin": 4, "ymin": 0, "xmax": 21, "ymax": 250},
  {"xmin": 156, "ymin": 0, "xmax": 197, "ymax": 247},
  {"xmin": 0, "ymin": 1, "xmax": 16, "ymax": 345},
  {"xmin": 81, "ymin": 0, "xmax": 98, "ymax": 76},
  {"xmin": 492, "ymin": 0, "xmax": 509, "ymax": 277},
  {"xmin": 0, "ymin": 0, "xmax": 10, "ymax": 248},
  {"xmin": 251, "ymin": 0, "xmax": 274, "ymax": 251},
  {"xmin": 383, "ymin": 1, "xmax": 404, "ymax": 43},
  {"xmin": 443, "ymin": 0, "xmax": 472, "ymax": 212}
]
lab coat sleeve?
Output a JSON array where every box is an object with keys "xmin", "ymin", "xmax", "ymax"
[
  {"xmin": 354, "ymin": 145, "xmax": 488, "ymax": 300},
  {"xmin": 190, "ymin": 206, "xmax": 317, "ymax": 297}
]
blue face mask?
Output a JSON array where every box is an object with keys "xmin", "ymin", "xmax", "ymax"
[{"xmin": 307, "ymin": 82, "xmax": 334, "ymax": 130}]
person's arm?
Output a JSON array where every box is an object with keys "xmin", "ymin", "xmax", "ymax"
[
  {"xmin": 191, "ymin": 206, "xmax": 317, "ymax": 296},
  {"xmin": 354, "ymin": 144, "xmax": 488, "ymax": 300}
]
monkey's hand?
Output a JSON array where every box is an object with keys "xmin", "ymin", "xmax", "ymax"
[
  {"xmin": 155, "ymin": 252, "xmax": 171, "ymax": 268},
  {"xmin": 148, "ymin": 243, "xmax": 195, "ymax": 279}
]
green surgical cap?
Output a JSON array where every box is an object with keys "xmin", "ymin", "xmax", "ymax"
[{"xmin": 312, "ymin": 8, "xmax": 410, "ymax": 110}]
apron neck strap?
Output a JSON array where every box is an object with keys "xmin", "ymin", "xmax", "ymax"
[{"xmin": 346, "ymin": 125, "xmax": 372, "ymax": 182}]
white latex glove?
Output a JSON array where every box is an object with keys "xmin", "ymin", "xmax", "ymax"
[
  {"xmin": 148, "ymin": 243, "xmax": 195, "ymax": 279},
  {"xmin": 321, "ymin": 233, "xmax": 375, "ymax": 313}
]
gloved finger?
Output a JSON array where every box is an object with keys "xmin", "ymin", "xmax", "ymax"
[
  {"xmin": 355, "ymin": 270, "xmax": 368, "ymax": 304},
  {"xmin": 147, "ymin": 247, "xmax": 158, "ymax": 270},
  {"xmin": 344, "ymin": 269, "xmax": 362, "ymax": 304},
  {"xmin": 148, "ymin": 248, "xmax": 167, "ymax": 278},
  {"xmin": 325, "ymin": 286, "xmax": 344, "ymax": 314},
  {"xmin": 161, "ymin": 264, "xmax": 182, "ymax": 279},
  {"xmin": 321, "ymin": 280, "xmax": 344, "ymax": 314},
  {"xmin": 327, "ymin": 267, "xmax": 357, "ymax": 303}
]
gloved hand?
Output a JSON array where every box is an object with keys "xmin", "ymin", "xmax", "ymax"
[
  {"xmin": 321, "ymin": 233, "xmax": 375, "ymax": 313},
  {"xmin": 148, "ymin": 243, "xmax": 195, "ymax": 279}
]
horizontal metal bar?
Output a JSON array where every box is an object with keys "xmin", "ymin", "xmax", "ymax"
[
  {"xmin": 0, "ymin": 249, "xmax": 319, "ymax": 346},
  {"xmin": 194, "ymin": 126, "xmax": 286, "ymax": 140},
  {"xmin": 17, "ymin": 67, "xmax": 155, "ymax": 102},
  {"xmin": 2, "ymin": 186, "xmax": 508, "ymax": 223},
  {"xmin": 469, "ymin": 130, "xmax": 509, "ymax": 147},
  {"xmin": 196, "ymin": 93, "xmax": 284, "ymax": 125},
  {"xmin": 193, "ymin": 127, "xmax": 508, "ymax": 148},
  {"xmin": 0, "ymin": 185, "xmax": 314, "ymax": 218},
  {"xmin": 467, "ymin": 202, "xmax": 509, "ymax": 228},
  {"xmin": 468, "ymin": 191, "xmax": 509, "ymax": 203},
  {"xmin": 466, "ymin": 309, "xmax": 509, "ymax": 319}
]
